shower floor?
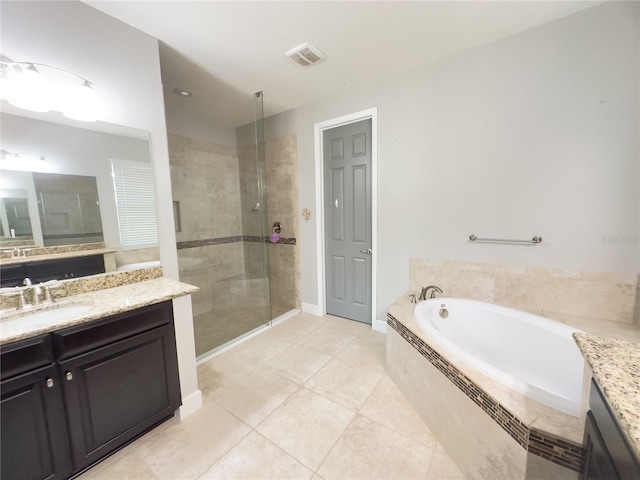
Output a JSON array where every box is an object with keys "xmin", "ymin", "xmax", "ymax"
[
  {"xmin": 193, "ymin": 305, "xmax": 268, "ymax": 357},
  {"xmin": 194, "ymin": 304, "xmax": 294, "ymax": 357},
  {"xmin": 183, "ymin": 269, "xmax": 293, "ymax": 357}
]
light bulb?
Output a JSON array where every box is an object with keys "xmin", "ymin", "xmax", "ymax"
[
  {"xmin": 0, "ymin": 152, "xmax": 48, "ymax": 172},
  {"xmin": 7, "ymin": 64, "xmax": 51, "ymax": 113},
  {"xmin": 62, "ymin": 81, "xmax": 106, "ymax": 122}
]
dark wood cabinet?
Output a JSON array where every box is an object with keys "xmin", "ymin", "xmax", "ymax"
[
  {"xmin": 0, "ymin": 254, "xmax": 106, "ymax": 287},
  {"xmin": 0, "ymin": 301, "xmax": 181, "ymax": 480},
  {"xmin": 59, "ymin": 324, "xmax": 181, "ymax": 471},
  {"xmin": 1, "ymin": 364, "xmax": 73, "ymax": 480},
  {"xmin": 582, "ymin": 379, "xmax": 640, "ymax": 480}
]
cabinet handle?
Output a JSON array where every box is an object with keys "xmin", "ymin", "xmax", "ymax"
[
  {"xmin": 65, "ymin": 371, "xmax": 73, "ymax": 381},
  {"xmin": 46, "ymin": 378, "xmax": 54, "ymax": 388}
]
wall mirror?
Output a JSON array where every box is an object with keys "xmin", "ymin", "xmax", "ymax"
[
  {"xmin": 0, "ymin": 111, "xmax": 157, "ymax": 257},
  {"xmin": 0, "ymin": 193, "xmax": 32, "ymax": 243}
]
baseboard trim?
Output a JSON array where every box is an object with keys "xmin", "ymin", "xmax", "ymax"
[
  {"xmin": 302, "ymin": 302, "xmax": 322, "ymax": 316},
  {"xmin": 373, "ymin": 318, "xmax": 387, "ymax": 333},
  {"xmin": 272, "ymin": 309, "xmax": 301, "ymax": 326},
  {"xmin": 178, "ymin": 389, "xmax": 203, "ymax": 419}
]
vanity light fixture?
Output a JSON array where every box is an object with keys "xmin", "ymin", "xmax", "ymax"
[
  {"xmin": 0, "ymin": 150, "xmax": 48, "ymax": 172},
  {"xmin": 0, "ymin": 61, "xmax": 106, "ymax": 122}
]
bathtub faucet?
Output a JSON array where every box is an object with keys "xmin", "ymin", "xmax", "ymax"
[{"xmin": 419, "ymin": 285, "xmax": 443, "ymax": 300}]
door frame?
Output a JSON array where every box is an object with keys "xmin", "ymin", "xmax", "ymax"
[{"xmin": 313, "ymin": 108, "xmax": 380, "ymax": 331}]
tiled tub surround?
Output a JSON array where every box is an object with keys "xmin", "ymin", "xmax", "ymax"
[
  {"xmin": 0, "ymin": 266, "xmax": 198, "ymax": 345},
  {"xmin": 573, "ymin": 334, "xmax": 640, "ymax": 459},
  {"xmin": 387, "ymin": 296, "xmax": 584, "ymax": 480},
  {"xmin": 409, "ymin": 258, "xmax": 640, "ymax": 336}
]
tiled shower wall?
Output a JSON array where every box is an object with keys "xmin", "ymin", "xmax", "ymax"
[
  {"xmin": 238, "ymin": 135, "xmax": 301, "ymax": 318},
  {"xmin": 409, "ymin": 258, "xmax": 639, "ymax": 335},
  {"xmin": 168, "ymin": 134, "xmax": 245, "ymax": 319},
  {"xmin": 170, "ymin": 133, "xmax": 300, "ymax": 320}
]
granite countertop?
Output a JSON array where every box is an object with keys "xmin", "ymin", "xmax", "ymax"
[
  {"xmin": 573, "ymin": 333, "xmax": 640, "ymax": 459},
  {"xmin": 0, "ymin": 248, "xmax": 117, "ymax": 266},
  {"xmin": 0, "ymin": 277, "xmax": 199, "ymax": 345}
]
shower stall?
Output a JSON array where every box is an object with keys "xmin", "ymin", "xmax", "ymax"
[{"xmin": 169, "ymin": 92, "xmax": 275, "ymax": 358}]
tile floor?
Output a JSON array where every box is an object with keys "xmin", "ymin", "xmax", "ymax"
[{"xmin": 78, "ymin": 313, "xmax": 465, "ymax": 480}]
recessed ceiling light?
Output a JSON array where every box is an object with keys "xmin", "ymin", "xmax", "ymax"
[{"xmin": 174, "ymin": 88, "xmax": 193, "ymax": 97}]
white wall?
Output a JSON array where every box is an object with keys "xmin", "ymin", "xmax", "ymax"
[
  {"xmin": 1, "ymin": 0, "xmax": 201, "ymax": 416},
  {"xmin": 165, "ymin": 108, "xmax": 238, "ymax": 148},
  {"xmin": 263, "ymin": 1, "xmax": 640, "ymax": 322}
]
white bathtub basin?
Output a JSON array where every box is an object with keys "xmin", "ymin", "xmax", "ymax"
[{"xmin": 414, "ymin": 297, "xmax": 586, "ymax": 416}]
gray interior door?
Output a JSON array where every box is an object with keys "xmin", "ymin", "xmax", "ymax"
[{"xmin": 324, "ymin": 119, "xmax": 372, "ymax": 323}]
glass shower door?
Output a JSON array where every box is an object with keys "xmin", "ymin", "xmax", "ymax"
[{"xmin": 171, "ymin": 91, "xmax": 271, "ymax": 359}]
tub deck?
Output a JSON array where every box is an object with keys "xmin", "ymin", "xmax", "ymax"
[{"xmin": 387, "ymin": 295, "xmax": 585, "ymax": 478}]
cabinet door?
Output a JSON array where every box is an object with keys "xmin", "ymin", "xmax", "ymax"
[
  {"xmin": 0, "ymin": 364, "xmax": 72, "ymax": 480},
  {"xmin": 583, "ymin": 411, "xmax": 620, "ymax": 480},
  {"xmin": 59, "ymin": 325, "xmax": 180, "ymax": 471}
]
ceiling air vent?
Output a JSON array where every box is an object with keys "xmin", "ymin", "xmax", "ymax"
[{"xmin": 285, "ymin": 43, "xmax": 325, "ymax": 67}]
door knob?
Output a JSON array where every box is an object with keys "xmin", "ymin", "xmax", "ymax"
[{"xmin": 359, "ymin": 249, "xmax": 372, "ymax": 255}]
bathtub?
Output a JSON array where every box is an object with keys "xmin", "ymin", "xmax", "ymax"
[
  {"xmin": 116, "ymin": 261, "xmax": 161, "ymax": 272},
  {"xmin": 414, "ymin": 298, "xmax": 585, "ymax": 417}
]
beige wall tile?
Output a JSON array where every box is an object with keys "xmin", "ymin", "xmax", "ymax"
[
  {"xmin": 525, "ymin": 453, "xmax": 579, "ymax": 480},
  {"xmin": 494, "ymin": 273, "xmax": 544, "ymax": 312},
  {"xmin": 543, "ymin": 276, "xmax": 636, "ymax": 324},
  {"xmin": 387, "ymin": 328, "xmax": 528, "ymax": 480},
  {"xmin": 360, "ymin": 375, "xmax": 437, "ymax": 448},
  {"xmin": 427, "ymin": 443, "xmax": 466, "ymax": 480},
  {"xmin": 410, "ymin": 257, "xmax": 639, "ymax": 326},
  {"xmin": 114, "ymin": 247, "xmax": 160, "ymax": 268}
]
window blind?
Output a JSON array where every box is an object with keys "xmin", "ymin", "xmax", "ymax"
[{"xmin": 110, "ymin": 158, "xmax": 158, "ymax": 248}]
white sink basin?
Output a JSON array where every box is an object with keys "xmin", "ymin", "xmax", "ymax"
[{"xmin": 0, "ymin": 304, "xmax": 94, "ymax": 334}]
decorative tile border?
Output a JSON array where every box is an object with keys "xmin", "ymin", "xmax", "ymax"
[
  {"xmin": 177, "ymin": 235, "xmax": 296, "ymax": 249},
  {"xmin": 177, "ymin": 236, "xmax": 243, "ymax": 249},
  {"xmin": 387, "ymin": 313, "xmax": 584, "ymax": 473}
]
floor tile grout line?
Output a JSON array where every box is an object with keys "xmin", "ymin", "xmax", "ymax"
[
  {"xmin": 195, "ymin": 426, "xmax": 253, "ymax": 480},
  {"xmin": 423, "ymin": 440, "xmax": 440, "ymax": 480}
]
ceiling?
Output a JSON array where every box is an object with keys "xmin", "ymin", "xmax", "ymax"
[{"xmin": 85, "ymin": 1, "xmax": 602, "ymax": 129}]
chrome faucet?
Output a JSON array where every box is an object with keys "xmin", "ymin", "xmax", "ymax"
[
  {"xmin": 419, "ymin": 285, "xmax": 443, "ymax": 300},
  {"xmin": 23, "ymin": 278, "xmax": 43, "ymax": 306}
]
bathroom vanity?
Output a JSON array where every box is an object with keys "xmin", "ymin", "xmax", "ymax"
[
  {"xmin": 0, "ymin": 242, "xmax": 120, "ymax": 288},
  {"xmin": 0, "ymin": 269, "xmax": 198, "ymax": 480},
  {"xmin": 0, "ymin": 253, "xmax": 106, "ymax": 287},
  {"xmin": 574, "ymin": 334, "xmax": 640, "ymax": 480},
  {"xmin": 583, "ymin": 380, "xmax": 640, "ymax": 480}
]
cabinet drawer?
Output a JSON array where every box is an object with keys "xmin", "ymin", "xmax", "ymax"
[
  {"xmin": 52, "ymin": 301, "xmax": 173, "ymax": 360},
  {"xmin": 1, "ymin": 334, "xmax": 54, "ymax": 380},
  {"xmin": 26, "ymin": 255, "xmax": 105, "ymax": 282}
]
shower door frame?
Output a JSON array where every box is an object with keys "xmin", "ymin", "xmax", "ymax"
[{"xmin": 313, "ymin": 107, "xmax": 381, "ymax": 331}]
